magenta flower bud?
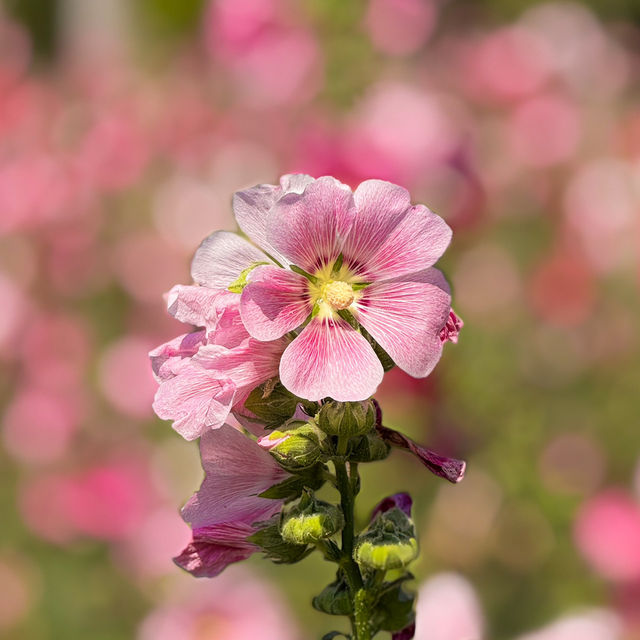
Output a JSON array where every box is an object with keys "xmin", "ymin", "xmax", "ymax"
[{"xmin": 371, "ymin": 492, "xmax": 413, "ymax": 520}]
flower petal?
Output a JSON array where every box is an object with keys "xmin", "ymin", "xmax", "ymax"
[
  {"xmin": 191, "ymin": 230, "xmax": 268, "ymax": 289},
  {"xmin": 182, "ymin": 424, "xmax": 288, "ymax": 527},
  {"xmin": 149, "ymin": 330, "xmax": 206, "ymax": 382},
  {"xmin": 344, "ymin": 179, "xmax": 452, "ymax": 280},
  {"xmin": 355, "ymin": 268, "xmax": 452, "ymax": 378},
  {"xmin": 279, "ymin": 316, "xmax": 384, "ymax": 401},
  {"xmin": 173, "ymin": 523, "xmax": 257, "ymax": 578},
  {"xmin": 166, "ymin": 285, "xmax": 238, "ymax": 331},
  {"xmin": 152, "ymin": 358, "xmax": 236, "ymax": 440},
  {"xmin": 232, "ymin": 173, "xmax": 315, "ymax": 266},
  {"xmin": 267, "ymin": 176, "xmax": 356, "ymax": 273},
  {"xmin": 240, "ymin": 265, "xmax": 311, "ymax": 340}
]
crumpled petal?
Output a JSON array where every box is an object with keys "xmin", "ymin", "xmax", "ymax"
[
  {"xmin": 191, "ymin": 230, "xmax": 268, "ymax": 289},
  {"xmin": 149, "ymin": 330, "xmax": 206, "ymax": 382},
  {"xmin": 240, "ymin": 265, "xmax": 312, "ymax": 341},
  {"xmin": 279, "ymin": 316, "xmax": 384, "ymax": 401},
  {"xmin": 377, "ymin": 425, "xmax": 466, "ymax": 483},
  {"xmin": 440, "ymin": 309, "xmax": 463, "ymax": 344},
  {"xmin": 355, "ymin": 268, "xmax": 452, "ymax": 378},
  {"xmin": 267, "ymin": 176, "xmax": 356, "ymax": 273},
  {"xmin": 343, "ymin": 179, "xmax": 452, "ymax": 280},
  {"xmin": 166, "ymin": 285, "xmax": 239, "ymax": 331}
]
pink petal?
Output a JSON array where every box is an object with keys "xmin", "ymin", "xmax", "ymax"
[
  {"xmin": 191, "ymin": 230, "xmax": 268, "ymax": 289},
  {"xmin": 194, "ymin": 336, "xmax": 287, "ymax": 405},
  {"xmin": 173, "ymin": 523, "xmax": 257, "ymax": 578},
  {"xmin": 279, "ymin": 316, "xmax": 384, "ymax": 401},
  {"xmin": 166, "ymin": 285, "xmax": 238, "ymax": 330},
  {"xmin": 355, "ymin": 268, "xmax": 451, "ymax": 378},
  {"xmin": 240, "ymin": 265, "xmax": 312, "ymax": 341},
  {"xmin": 267, "ymin": 176, "xmax": 356, "ymax": 273},
  {"xmin": 152, "ymin": 359, "xmax": 236, "ymax": 440},
  {"xmin": 344, "ymin": 179, "xmax": 452, "ymax": 280},
  {"xmin": 182, "ymin": 424, "xmax": 288, "ymax": 527},
  {"xmin": 149, "ymin": 330, "xmax": 206, "ymax": 382},
  {"xmin": 232, "ymin": 174, "xmax": 315, "ymax": 265}
]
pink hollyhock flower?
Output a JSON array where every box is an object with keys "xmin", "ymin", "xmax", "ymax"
[
  {"xmin": 193, "ymin": 175, "xmax": 457, "ymax": 402},
  {"xmin": 174, "ymin": 424, "xmax": 289, "ymax": 577},
  {"xmin": 150, "ymin": 285, "xmax": 287, "ymax": 440}
]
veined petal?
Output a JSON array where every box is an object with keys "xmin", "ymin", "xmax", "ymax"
[
  {"xmin": 152, "ymin": 359, "xmax": 236, "ymax": 440},
  {"xmin": 279, "ymin": 316, "xmax": 384, "ymax": 402},
  {"xmin": 232, "ymin": 173, "xmax": 315, "ymax": 266},
  {"xmin": 240, "ymin": 265, "xmax": 311, "ymax": 341},
  {"xmin": 267, "ymin": 176, "xmax": 356, "ymax": 273},
  {"xmin": 191, "ymin": 230, "xmax": 268, "ymax": 289},
  {"xmin": 345, "ymin": 180, "xmax": 452, "ymax": 280},
  {"xmin": 182, "ymin": 424, "xmax": 288, "ymax": 527},
  {"xmin": 149, "ymin": 330, "xmax": 206, "ymax": 382},
  {"xmin": 355, "ymin": 268, "xmax": 452, "ymax": 378},
  {"xmin": 166, "ymin": 285, "xmax": 237, "ymax": 330}
]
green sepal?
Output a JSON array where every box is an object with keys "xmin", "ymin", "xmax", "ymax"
[
  {"xmin": 349, "ymin": 432, "xmax": 390, "ymax": 463},
  {"xmin": 262, "ymin": 422, "xmax": 329, "ymax": 471},
  {"xmin": 331, "ymin": 253, "xmax": 344, "ymax": 275},
  {"xmin": 313, "ymin": 574, "xmax": 353, "ymax": 616},
  {"xmin": 360, "ymin": 326, "xmax": 395, "ymax": 371},
  {"xmin": 227, "ymin": 261, "xmax": 269, "ymax": 293},
  {"xmin": 316, "ymin": 400, "xmax": 376, "ymax": 438},
  {"xmin": 244, "ymin": 381, "xmax": 305, "ymax": 429},
  {"xmin": 290, "ymin": 264, "xmax": 319, "ymax": 284},
  {"xmin": 351, "ymin": 281, "xmax": 371, "ymax": 291},
  {"xmin": 336, "ymin": 308, "xmax": 358, "ymax": 329},
  {"xmin": 248, "ymin": 521, "xmax": 312, "ymax": 565},
  {"xmin": 259, "ymin": 463, "xmax": 327, "ymax": 501},
  {"xmin": 371, "ymin": 583, "xmax": 416, "ymax": 633},
  {"xmin": 280, "ymin": 490, "xmax": 344, "ymax": 545}
]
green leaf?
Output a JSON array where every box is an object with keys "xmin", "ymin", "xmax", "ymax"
[
  {"xmin": 321, "ymin": 632, "xmax": 351, "ymax": 640},
  {"xmin": 313, "ymin": 574, "xmax": 353, "ymax": 616},
  {"xmin": 372, "ymin": 584, "xmax": 415, "ymax": 632}
]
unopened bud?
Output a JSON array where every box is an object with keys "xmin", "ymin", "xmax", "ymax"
[
  {"xmin": 312, "ymin": 575, "xmax": 353, "ymax": 616},
  {"xmin": 317, "ymin": 400, "xmax": 376, "ymax": 437},
  {"xmin": 350, "ymin": 432, "xmax": 390, "ymax": 463},
  {"xmin": 280, "ymin": 491, "xmax": 344, "ymax": 545},
  {"xmin": 258, "ymin": 422, "xmax": 325, "ymax": 470}
]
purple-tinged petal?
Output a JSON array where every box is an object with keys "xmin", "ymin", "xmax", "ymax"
[
  {"xmin": 194, "ymin": 336, "xmax": 287, "ymax": 405},
  {"xmin": 152, "ymin": 358, "xmax": 236, "ymax": 440},
  {"xmin": 279, "ymin": 316, "xmax": 384, "ymax": 402},
  {"xmin": 344, "ymin": 179, "xmax": 452, "ymax": 280},
  {"xmin": 182, "ymin": 424, "xmax": 289, "ymax": 528},
  {"xmin": 240, "ymin": 266, "xmax": 311, "ymax": 341},
  {"xmin": 191, "ymin": 230, "xmax": 268, "ymax": 289},
  {"xmin": 377, "ymin": 425, "xmax": 466, "ymax": 484},
  {"xmin": 440, "ymin": 309, "xmax": 463, "ymax": 344},
  {"xmin": 267, "ymin": 176, "xmax": 356, "ymax": 273},
  {"xmin": 355, "ymin": 268, "xmax": 452, "ymax": 378},
  {"xmin": 173, "ymin": 523, "xmax": 257, "ymax": 578},
  {"xmin": 149, "ymin": 330, "xmax": 206, "ymax": 382},
  {"xmin": 393, "ymin": 622, "xmax": 416, "ymax": 640},
  {"xmin": 371, "ymin": 493, "xmax": 413, "ymax": 520}
]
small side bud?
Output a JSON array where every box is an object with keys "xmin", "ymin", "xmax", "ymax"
[
  {"xmin": 258, "ymin": 422, "xmax": 326, "ymax": 471},
  {"xmin": 354, "ymin": 497, "xmax": 418, "ymax": 572},
  {"xmin": 350, "ymin": 432, "xmax": 390, "ymax": 463},
  {"xmin": 249, "ymin": 521, "xmax": 311, "ymax": 565},
  {"xmin": 317, "ymin": 400, "xmax": 376, "ymax": 437},
  {"xmin": 312, "ymin": 574, "xmax": 353, "ymax": 616},
  {"xmin": 280, "ymin": 490, "xmax": 344, "ymax": 545}
]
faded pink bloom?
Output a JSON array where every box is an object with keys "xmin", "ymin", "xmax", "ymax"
[
  {"xmin": 514, "ymin": 610, "xmax": 622, "ymax": 640},
  {"xmin": 174, "ymin": 424, "xmax": 289, "ymax": 577},
  {"xmin": 151, "ymin": 286, "xmax": 287, "ymax": 440},
  {"xmin": 194, "ymin": 175, "xmax": 456, "ymax": 401}
]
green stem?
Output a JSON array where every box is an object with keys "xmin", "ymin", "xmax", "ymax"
[{"xmin": 335, "ymin": 439, "xmax": 372, "ymax": 640}]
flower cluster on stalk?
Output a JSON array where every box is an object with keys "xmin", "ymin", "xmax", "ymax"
[{"xmin": 150, "ymin": 174, "xmax": 465, "ymax": 640}]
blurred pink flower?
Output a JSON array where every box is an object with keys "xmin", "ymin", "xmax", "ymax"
[
  {"xmin": 174, "ymin": 425, "xmax": 289, "ymax": 578},
  {"xmin": 151, "ymin": 286, "xmax": 287, "ymax": 440},
  {"xmin": 364, "ymin": 0, "xmax": 437, "ymax": 57},
  {"xmin": 138, "ymin": 566, "xmax": 299, "ymax": 640},
  {"xmin": 574, "ymin": 489, "xmax": 640, "ymax": 583},
  {"xmin": 200, "ymin": 175, "xmax": 455, "ymax": 400}
]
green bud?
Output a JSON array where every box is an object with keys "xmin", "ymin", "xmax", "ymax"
[
  {"xmin": 349, "ymin": 432, "xmax": 390, "ymax": 463},
  {"xmin": 245, "ymin": 381, "xmax": 301, "ymax": 429},
  {"xmin": 317, "ymin": 400, "xmax": 376, "ymax": 437},
  {"xmin": 280, "ymin": 491, "xmax": 344, "ymax": 545},
  {"xmin": 259, "ymin": 422, "xmax": 327, "ymax": 471},
  {"xmin": 248, "ymin": 521, "xmax": 311, "ymax": 565},
  {"xmin": 354, "ymin": 508, "xmax": 418, "ymax": 572},
  {"xmin": 312, "ymin": 575, "xmax": 353, "ymax": 616}
]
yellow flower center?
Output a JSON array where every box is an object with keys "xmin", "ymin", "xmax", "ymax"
[{"xmin": 323, "ymin": 280, "xmax": 355, "ymax": 310}]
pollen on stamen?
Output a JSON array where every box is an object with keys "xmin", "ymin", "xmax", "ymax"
[{"xmin": 324, "ymin": 280, "xmax": 355, "ymax": 310}]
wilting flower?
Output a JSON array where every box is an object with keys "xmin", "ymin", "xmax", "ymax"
[
  {"xmin": 174, "ymin": 424, "xmax": 289, "ymax": 578},
  {"xmin": 192, "ymin": 174, "xmax": 457, "ymax": 402},
  {"xmin": 150, "ymin": 285, "xmax": 287, "ymax": 440}
]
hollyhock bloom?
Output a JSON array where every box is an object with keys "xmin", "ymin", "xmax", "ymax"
[
  {"xmin": 174, "ymin": 424, "xmax": 289, "ymax": 578},
  {"xmin": 193, "ymin": 174, "xmax": 457, "ymax": 402},
  {"xmin": 150, "ymin": 285, "xmax": 288, "ymax": 440}
]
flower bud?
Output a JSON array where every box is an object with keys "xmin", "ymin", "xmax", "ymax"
[
  {"xmin": 249, "ymin": 521, "xmax": 311, "ymax": 565},
  {"xmin": 258, "ymin": 422, "xmax": 326, "ymax": 470},
  {"xmin": 245, "ymin": 381, "xmax": 306, "ymax": 429},
  {"xmin": 312, "ymin": 575, "xmax": 353, "ymax": 616},
  {"xmin": 317, "ymin": 400, "xmax": 376, "ymax": 437},
  {"xmin": 354, "ymin": 501, "xmax": 418, "ymax": 571},
  {"xmin": 349, "ymin": 432, "xmax": 390, "ymax": 463},
  {"xmin": 280, "ymin": 491, "xmax": 344, "ymax": 545}
]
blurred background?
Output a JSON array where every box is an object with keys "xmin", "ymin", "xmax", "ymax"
[{"xmin": 0, "ymin": 0, "xmax": 639, "ymax": 638}]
